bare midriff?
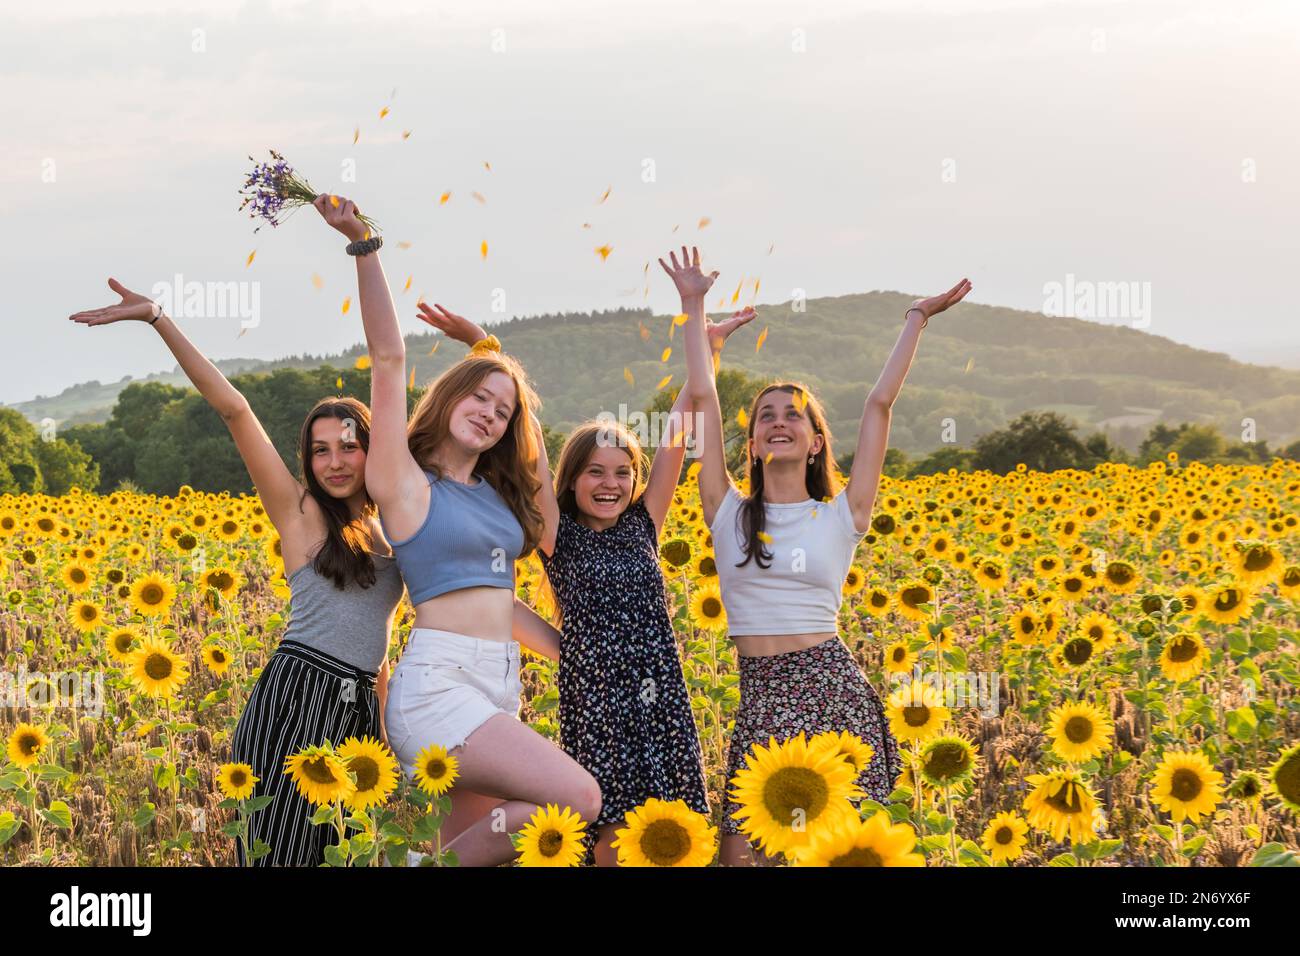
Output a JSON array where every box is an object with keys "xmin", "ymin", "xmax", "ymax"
[
  {"xmin": 731, "ymin": 631, "xmax": 838, "ymax": 657},
  {"xmin": 412, "ymin": 585, "xmax": 515, "ymax": 642}
]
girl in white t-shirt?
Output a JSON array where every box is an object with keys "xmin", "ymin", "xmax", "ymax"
[{"xmin": 662, "ymin": 245, "xmax": 972, "ymax": 865}]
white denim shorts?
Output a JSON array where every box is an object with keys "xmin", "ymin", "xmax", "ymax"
[{"xmin": 385, "ymin": 627, "xmax": 524, "ymax": 778}]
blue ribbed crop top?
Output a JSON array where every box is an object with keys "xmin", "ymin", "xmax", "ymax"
[{"xmin": 381, "ymin": 469, "xmax": 525, "ymax": 604}]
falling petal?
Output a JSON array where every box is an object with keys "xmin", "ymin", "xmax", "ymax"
[
  {"xmin": 581, "ymin": 222, "xmax": 591, "ymax": 229},
  {"xmin": 311, "ymin": 272, "xmax": 324, "ymax": 289},
  {"xmin": 698, "ymin": 216, "xmax": 711, "ymax": 229},
  {"xmin": 737, "ymin": 408, "xmax": 749, "ymax": 429},
  {"xmin": 355, "ymin": 355, "xmax": 371, "ymax": 370},
  {"xmin": 623, "ymin": 367, "xmax": 635, "ymax": 387},
  {"xmin": 764, "ymin": 452, "xmax": 774, "ymax": 464},
  {"xmin": 471, "ymin": 191, "xmax": 486, "ymax": 204},
  {"xmin": 757, "ymin": 530, "xmax": 773, "ymax": 544},
  {"xmin": 402, "ymin": 130, "xmax": 412, "ymax": 140},
  {"xmin": 752, "ymin": 278, "xmax": 761, "ymax": 298},
  {"xmin": 428, "ymin": 340, "xmax": 439, "ymax": 355},
  {"xmin": 672, "ymin": 224, "xmax": 679, "ymax": 233},
  {"xmin": 598, "ymin": 186, "xmax": 611, "ymax": 204},
  {"xmin": 638, "ymin": 322, "xmax": 651, "ymax": 341},
  {"xmin": 792, "ymin": 388, "xmax": 808, "ymax": 412},
  {"xmin": 397, "ymin": 240, "xmax": 412, "ymax": 249},
  {"xmin": 643, "ymin": 285, "xmax": 649, "ymax": 299},
  {"xmin": 755, "ymin": 326, "xmax": 769, "ymax": 352},
  {"xmin": 643, "ymin": 262, "xmax": 650, "ymax": 274},
  {"xmin": 667, "ymin": 317, "xmax": 676, "ymax": 340},
  {"xmin": 341, "ymin": 296, "xmax": 351, "ymax": 315},
  {"xmin": 237, "ymin": 327, "xmax": 248, "ymax": 339},
  {"xmin": 246, "ymin": 250, "xmax": 256, "ymax": 268},
  {"xmin": 484, "ymin": 161, "xmax": 491, "ymax": 172},
  {"xmin": 656, "ymin": 374, "xmax": 672, "ymax": 390},
  {"xmin": 964, "ymin": 357, "xmax": 975, "ymax": 374},
  {"xmin": 767, "ymin": 242, "xmax": 775, "ymax": 255},
  {"xmin": 404, "ymin": 276, "xmax": 413, "ymax": 293},
  {"xmin": 379, "ymin": 106, "xmax": 390, "ymax": 119},
  {"xmin": 353, "ymin": 126, "xmax": 360, "ymax": 145},
  {"xmin": 480, "ymin": 240, "xmax": 488, "ymax": 260},
  {"xmin": 673, "ymin": 313, "xmax": 689, "ymax": 326},
  {"xmin": 661, "ymin": 347, "xmax": 671, "ymax": 362},
  {"xmin": 408, "ymin": 367, "xmax": 416, "ymax": 388},
  {"xmin": 329, "ymin": 195, "xmax": 340, "ymax": 208},
  {"xmin": 439, "ymin": 191, "xmax": 451, "ymax": 205},
  {"xmin": 715, "ymin": 296, "xmax": 726, "ymax": 308},
  {"xmin": 336, "ymin": 376, "xmax": 343, "ymax": 389},
  {"xmin": 595, "ymin": 245, "xmax": 612, "ymax": 261},
  {"xmin": 730, "ymin": 278, "xmax": 743, "ymax": 305}
]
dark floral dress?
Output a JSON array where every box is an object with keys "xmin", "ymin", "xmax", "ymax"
[{"xmin": 539, "ymin": 498, "xmax": 710, "ymax": 830}]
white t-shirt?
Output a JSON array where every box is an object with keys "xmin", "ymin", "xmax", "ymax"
[{"xmin": 708, "ymin": 484, "xmax": 867, "ymax": 637}]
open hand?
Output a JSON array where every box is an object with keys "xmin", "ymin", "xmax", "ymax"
[
  {"xmin": 68, "ymin": 278, "xmax": 160, "ymax": 326},
  {"xmin": 706, "ymin": 306, "xmax": 756, "ymax": 353},
  {"xmin": 911, "ymin": 278, "xmax": 972, "ymax": 321},
  {"xmin": 416, "ymin": 302, "xmax": 488, "ymax": 347},
  {"xmin": 312, "ymin": 193, "xmax": 370, "ymax": 243},
  {"xmin": 657, "ymin": 246, "xmax": 718, "ymax": 299}
]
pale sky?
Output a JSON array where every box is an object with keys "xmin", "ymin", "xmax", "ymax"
[{"xmin": 2, "ymin": 0, "xmax": 1298, "ymax": 406}]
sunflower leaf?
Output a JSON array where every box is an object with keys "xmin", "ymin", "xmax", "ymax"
[
  {"xmin": 133, "ymin": 803, "xmax": 156, "ymax": 829},
  {"xmin": 39, "ymin": 801, "xmax": 73, "ymax": 829},
  {"xmin": 243, "ymin": 795, "xmax": 275, "ymax": 813},
  {"xmin": 1249, "ymin": 843, "xmax": 1299, "ymax": 867}
]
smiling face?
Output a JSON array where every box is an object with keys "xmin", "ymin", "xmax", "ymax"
[
  {"xmin": 309, "ymin": 416, "xmax": 368, "ymax": 499},
  {"xmin": 571, "ymin": 443, "xmax": 636, "ymax": 522},
  {"xmin": 748, "ymin": 388, "xmax": 823, "ymax": 466},
  {"xmin": 447, "ymin": 370, "xmax": 518, "ymax": 454}
]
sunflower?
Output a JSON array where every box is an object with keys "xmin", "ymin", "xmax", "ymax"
[
  {"xmin": 1150, "ymin": 750, "xmax": 1224, "ymax": 824},
  {"xmin": 202, "ymin": 567, "xmax": 243, "ymax": 600},
  {"xmin": 692, "ymin": 553, "xmax": 717, "ymax": 578},
  {"xmin": 1023, "ymin": 767, "xmax": 1101, "ymax": 844},
  {"xmin": 1173, "ymin": 585, "xmax": 1204, "ymax": 617},
  {"xmin": 7, "ymin": 723, "xmax": 49, "ymax": 769},
  {"xmin": 202, "ymin": 644, "xmax": 232, "ymax": 676},
  {"xmin": 894, "ymin": 579, "xmax": 934, "ymax": 622},
  {"xmin": 972, "ymin": 557, "xmax": 1007, "ymax": 591},
  {"xmin": 1046, "ymin": 701, "xmax": 1114, "ymax": 764},
  {"xmin": 106, "ymin": 626, "xmax": 142, "ymax": 663},
  {"xmin": 863, "ymin": 586, "xmax": 893, "ymax": 618},
  {"xmin": 1232, "ymin": 540, "xmax": 1283, "ymax": 588},
  {"xmin": 659, "ymin": 537, "xmax": 692, "ymax": 569},
  {"xmin": 688, "ymin": 582, "xmax": 728, "ymax": 632},
  {"xmin": 216, "ymin": 763, "xmax": 259, "ymax": 800},
  {"xmin": 1266, "ymin": 743, "xmax": 1300, "ymax": 814},
  {"xmin": 811, "ymin": 729, "xmax": 875, "ymax": 775},
  {"xmin": 918, "ymin": 734, "xmax": 979, "ymax": 788},
  {"xmin": 128, "ymin": 637, "xmax": 190, "ymax": 698},
  {"xmin": 516, "ymin": 803, "xmax": 588, "ymax": 867},
  {"xmin": 213, "ymin": 517, "xmax": 243, "ymax": 543},
  {"xmin": 1056, "ymin": 632, "xmax": 1101, "ymax": 670},
  {"xmin": 60, "ymin": 560, "xmax": 95, "ymax": 594},
  {"xmin": 1227, "ymin": 771, "xmax": 1263, "ymax": 806},
  {"xmin": 883, "ymin": 640, "xmax": 915, "ymax": 675},
  {"xmin": 1009, "ymin": 608, "xmax": 1039, "ymax": 645},
  {"xmin": 791, "ymin": 810, "xmax": 924, "ymax": 867},
  {"xmin": 727, "ymin": 732, "xmax": 860, "ymax": 858},
  {"xmin": 128, "ymin": 572, "xmax": 177, "ymax": 618},
  {"xmin": 981, "ymin": 811, "xmax": 1029, "ymax": 863},
  {"xmin": 611, "ymin": 798, "xmax": 717, "ymax": 867},
  {"xmin": 1055, "ymin": 573, "xmax": 1092, "ymax": 602},
  {"xmin": 412, "ymin": 743, "xmax": 460, "ymax": 796},
  {"xmin": 69, "ymin": 600, "xmax": 104, "ymax": 633},
  {"xmin": 283, "ymin": 745, "xmax": 356, "ymax": 807},
  {"xmin": 1278, "ymin": 566, "xmax": 1300, "ymax": 599},
  {"xmin": 842, "ymin": 565, "xmax": 866, "ymax": 596},
  {"xmin": 885, "ymin": 683, "xmax": 950, "ymax": 743},
  {"xmin": 1159, "ymin": 631, "xmax": 1207, "ymax": 682},
  {"xmin": 1075, "ymin": 611, "xmax": 1117, "ymax": 652},
  {"xmin": 338, "ymin": 736, "xmax": 399, "ymax": 812},
  {"xmin": 1201, "ymin": 582, "xmax": 1254, "ymax": 625}
]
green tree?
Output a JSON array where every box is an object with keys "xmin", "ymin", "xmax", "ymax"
[
  {"xmin": 971, "ymin": 411, "xmax": 1090, "ymax": 474},
  {"xmin": 33, "ymin": 433, "xmax": 100, "ymax": 495}
]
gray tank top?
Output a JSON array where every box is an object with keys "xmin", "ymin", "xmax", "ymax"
[{"xmin": 280, "ymin": 553, "xmax": 406, "ymax": 673}]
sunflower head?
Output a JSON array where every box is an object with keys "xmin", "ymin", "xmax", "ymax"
[
  {"xmin": 413, "ymin": 743, "xmax": 460, "ymax": 796},
  {"xmin": 918, "ymin": 734, "xmax": 978, "ymax": 788},
  {"xmin": 611, "ymin": 798, "xmax": 717, "ymax": 867},
  {"xmin": 7, "ymin": 723, "xmax": 50, "ymax": 770},
  {"xmin": 516, "ymin": 803, "xmax": 589, "ymax": 867}
]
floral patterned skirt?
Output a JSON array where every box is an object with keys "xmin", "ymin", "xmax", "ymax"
[{"xmin": 721, "ymin": 635, "xmax": 903, "ymax": 835}]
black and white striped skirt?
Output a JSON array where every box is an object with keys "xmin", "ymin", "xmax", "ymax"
[{"xmin": 230, "ymin": 640, "xmax": 379, "ymax": 866}]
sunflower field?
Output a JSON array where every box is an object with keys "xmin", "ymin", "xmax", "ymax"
[{"xmin": 2, "ymin": 453, "xmax": 1299, "ymax": 867}]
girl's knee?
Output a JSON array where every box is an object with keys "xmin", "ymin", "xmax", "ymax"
[{"xmin": 567, "ymin": 769, "xmax": 602, "ymax": 823}]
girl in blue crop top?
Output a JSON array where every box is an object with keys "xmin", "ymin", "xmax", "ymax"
[
  {"xmin": 671, "ymin": 243, "xmax": 973, "ymax": 865},
  {"xmin": 321, "ymin": 193, "xmax": 602, "ymax": 867}
]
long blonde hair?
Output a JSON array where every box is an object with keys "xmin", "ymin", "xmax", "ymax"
[{"xmin": 407, "ymin": 354, "xmax": 545, "ymax": 556}]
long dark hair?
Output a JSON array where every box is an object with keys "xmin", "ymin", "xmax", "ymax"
[
  {"xmin": 297, "ymin": 396, "xmax": 377, "ymax": 590},
  {"xmin": 737, "ymin": 382, "xmax": 840, "ymax": 569}
]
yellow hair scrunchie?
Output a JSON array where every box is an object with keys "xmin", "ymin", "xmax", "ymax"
[{"xmin": 468, "ymin": 334, "xmax": 501, "ymax": 356}]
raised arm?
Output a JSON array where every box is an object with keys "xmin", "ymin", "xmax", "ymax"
[
  {"xmin": 314, "ymin": 195, "xmax": 427, "ymax": 533},
  {"xmin": 511, "ymin": 596, "xmax": 561, "ymax": 661},
  {"xmin": 844, "ymin": 279, "xmax": 972, "ymax": 532},
  {"xmin": 659, "ymin": 246, "xmax": 731, "ymax": 526},
  {"xmin": 69, "ymin": 279, "xmax": 308, "ymax": 534},
  {"xmin": 641, "ymin": 305, "xmax": 756, "ymax": 536}
]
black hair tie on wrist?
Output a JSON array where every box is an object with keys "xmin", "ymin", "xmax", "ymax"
[{"xmin": 346, "ymin": 235, "xmax": 384, "ymax": 257}]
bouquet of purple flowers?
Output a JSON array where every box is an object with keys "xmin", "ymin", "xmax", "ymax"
[{"xmin": 238, "ymin": 149, "xmax": 381, "ymax": 234}]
